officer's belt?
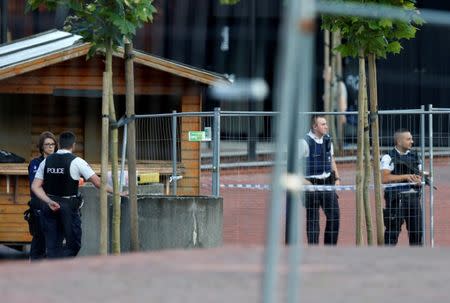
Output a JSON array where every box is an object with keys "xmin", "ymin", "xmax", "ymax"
[
  {"xmin": 306, "ymin": 175, "xmax": 333, "ymax": 185},
  {"xmin": 48, "ymin": 194, "xmax": 77, "ymax": 199}
]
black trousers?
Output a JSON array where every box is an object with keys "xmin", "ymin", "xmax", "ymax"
[
  {"xmin": 304, "ymin": 177, "xmax": 340, "ymax": 245},
  {"xmin": 42, "ymin": 197, "xmax": 82, "ymax": 258},
  {"xmin": 29, "ymin": 198, "xmax": 46, "ymax": 260},
  {"xmin": 384, "ymin": 191, "xmax": 423, "ymax": 246}
]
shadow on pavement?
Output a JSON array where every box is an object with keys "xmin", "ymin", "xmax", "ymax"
[{"xmin": 0, "ymin": 245, "xmax": 29, "ymax": 261}]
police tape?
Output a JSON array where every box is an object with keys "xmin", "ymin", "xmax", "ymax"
[{"xmin": 201, "ymin": 182, "xmax": 420, "ymax": 191}]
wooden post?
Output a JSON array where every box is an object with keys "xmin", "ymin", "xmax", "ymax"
[
  {"xmin": 334, "ymin": 31, "xmax": 344, "ymax": 153},
  {"xmin": 99, "ymin": 45, "xmax": 112, "ymax": 255},
  {"xmin": 109, "ymin": 59, "xmax": 120, "ymax": 255},
  {"xmin": 125, "ymin": 40, "xmax": 139, "ymax": 251},
  {"xmin": 363, "ymin": 79, "xmax": 373, "ymax": 245},
  {"xmin": 323, "ymin": 30, "xmax": 331, "ymax": 114},
  {"xmin": 368, "ymin": 53, "xmax": 384, "ymax": 245},
  {"xmin": 355, "ymin": 49, "xmax": 366, "ymax": 246},
  {"xmin": 329, "ymin": 31, "xmax": 338, "ymax": 154},
  {"xmin": 179, "ymin": 94, "xmax": 201, "ymax": 195}
]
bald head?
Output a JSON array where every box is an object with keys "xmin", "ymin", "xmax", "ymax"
[{"xmin": 394, "ymin": 129, "xmax": 414, "ymax": 153}]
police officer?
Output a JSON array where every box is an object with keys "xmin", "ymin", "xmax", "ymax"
[
  {"xmin": 301, "ymin": 115, "xmax": 341, "ymax": 245},
  {"xmin": 31, "ymin": 131, "xmax": 114, "ymax": 258},
  {"xmin": 28, "ymin": 131, "xmax": 57, "ymax": 260},
  {"xmin": 381, "ymin": 128, "xmax": 423, "ymax": 246}
]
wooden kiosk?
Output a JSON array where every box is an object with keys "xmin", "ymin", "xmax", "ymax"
[{"xmin": 0, "ymin": 30, "xmax": 230, "ymax": 244}]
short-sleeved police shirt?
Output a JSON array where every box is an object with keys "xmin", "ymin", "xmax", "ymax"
[
  {"xmin": 380, "ymin": 148, "xmax": 422, "ymax": 172},
  {"xmin": 34, "ymin": 149, "xmax": 95, "ymax": 181}
]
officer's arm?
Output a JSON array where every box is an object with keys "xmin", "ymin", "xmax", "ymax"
[
  {"xmin": 331, "ymin": 157, "xmax": 340, "ymax": 184},
  {"xmin": 31, "ymin": 178, "xmax": 60, "ymax": 211},
  {"xmin": 381, "ymin": 169, "xmax": 420, "ymax": 184},
  {"xmin": 300, "ymin": 139, "xmax": 312, "ymax": 185},
  {"xmin": 87, "ymin": 174, "xmax": 114, "ymax": 194}
]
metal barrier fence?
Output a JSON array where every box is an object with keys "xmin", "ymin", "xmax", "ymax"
[{"xmin": 125, "ymin": 106, "xmax": 450, "ymax": 247}]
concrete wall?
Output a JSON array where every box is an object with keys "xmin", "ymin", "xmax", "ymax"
[{"xmin": 78, "ymin": 185, "xmax": 223, "ymax": 256}]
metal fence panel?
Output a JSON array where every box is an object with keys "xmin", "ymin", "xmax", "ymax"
[{"xmin": 133, "ymin": 108, "xmax": 450, "ymax": 247}]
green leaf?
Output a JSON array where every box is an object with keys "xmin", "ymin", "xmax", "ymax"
[
  {"xmin": 368, "ymin": 21, "xmax": 380, "ymax": 30},
  {"xmin": 27, "ymin": 0, "xmax": 157, "ymax": 52},
  {"xmin": 336, "ymin": 43, "xmax": 359, "ymax": 58},
  {"xmin": 112, "ymin": 13, "xmax": 139, "ymax": 35},
  {"xmin": 386, "ymin": 41, "xmax": 402, "ymax": 54},
  {"xmin": 356, "ymin": 25, "xmax": 365, "ymax": 35},
  {"xmin": 379, "ymin": 19, "xmax": 393, "ymax": 28}
]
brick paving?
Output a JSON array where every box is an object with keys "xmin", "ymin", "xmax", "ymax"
[
  {"xmin": 203, "ymin": 157, "xmax": 450, "ymax": 246},
  {"xmin": 1, "ymin": 246, "xmax": 449, "ymax": 303}
]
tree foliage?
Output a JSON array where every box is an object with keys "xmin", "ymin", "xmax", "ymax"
[
  {"xmin": 27, "ymin": 0, "xmax": 157, "ymax": 57},
  {"xmin": 322, "ymin": 0, "xmax": 423, "ymax": 58},
  {"xmin": 220, "ymin": 0, "xmax": 241, "ymax": 4}
]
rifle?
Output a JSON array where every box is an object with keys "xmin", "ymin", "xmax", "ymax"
[{"xmin": 392, "ymin": 157, "xmax": 437, "ymax": 190}]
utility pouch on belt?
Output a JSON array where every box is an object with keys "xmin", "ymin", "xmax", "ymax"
[
  {"xmin": 23, "ymin": 200, "xmax": 36, "ymax": 236},
  {"xmin": 329, "ymin": 171, "xmax": 337, "ymax": 184},
  {"xmin": 71, "ymin": 192, "xmax": 84, "ymax": 210}
]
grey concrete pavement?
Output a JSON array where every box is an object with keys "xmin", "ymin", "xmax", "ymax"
[{"xmin": 0, "ymin": 246, "xmax": 448, "ymax": 303}]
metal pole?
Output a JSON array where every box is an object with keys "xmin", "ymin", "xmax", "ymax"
[
  {"xmin": 420, "ymin": 105, "xmax": 426, "ymax": 246},
  {"xmin": 172, "ymin": 110, "xmax": 178, "ymax": 195},
  {"xmin": 212, "ymin": 107, "xmax": 221, "ymax": 197},
  {"xmin": 247, "ymin": 0, "xmax": 257, "ymax": 161},
  {"xmin": 287, "ymin": 2, "xmax": 314, "ymax": 303},
  {"xmin": 262, "ymin": 0, "xmax": 313, "ymax": 302},
  {"xmin": 119, "ymin": 124, "xmax": 128, "ymax": 192},
  {"xmin": 428, "ymin": 104, "xmax": 434, "ymax": 247}
]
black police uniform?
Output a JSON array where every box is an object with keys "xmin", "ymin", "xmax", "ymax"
[
  {"xmin": 42, "ymin": 153, "xmax": 82, "ymax": 258},
  {"xmin": 384, "ymin": 148, "xmax": 423, "ymax": 246},
  {"xmin": 304, "ymin": 134, "xmax": 340, "ymax": 245},
  {"xmin": 28, "ymin": 156, "xmax": 46, "ymax": 260}
]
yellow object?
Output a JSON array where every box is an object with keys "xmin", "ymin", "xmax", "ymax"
[{"xmin": 137, "ymin": 172, "xmax": 160, "ymax": 184}]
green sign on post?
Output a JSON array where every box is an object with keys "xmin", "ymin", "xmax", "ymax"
[{"xmin": 188, "ymin": 131, "xmax": 206, "ymax": 142}]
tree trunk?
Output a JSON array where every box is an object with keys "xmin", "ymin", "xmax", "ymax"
[
  {"xmin": 368, "ymin": 53, "xmax": 384, "ymax": 245},
  {"xmin": 363, "ymin": 87, "xmax": 374, "ymax": 245},
  {"xmin": 333, "ymin": 31, "xmax": 344, "ymax": 153},
  {"xmin": 329, "ymin": 31, "xmax": 339, "ymax": 154},
  {"xmin": 109, "ymin": 63, "xmax": 120, "ymax": 255},
  {"xmin": 99, "ymin": 45, "xmax": 112, "ymax": 255},
  {"xmin": 323, "ymin": 30, "xmax": 331, "ymax": 114},
  {"xmin": 125, "ymin": 40, "xmax": 139, "ymax": 251},
  {"xmin": 355, "ymin": 49, "xmax": 366, "ymax": 246}
]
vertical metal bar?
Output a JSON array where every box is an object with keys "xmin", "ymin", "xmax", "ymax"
[
  {"xmin": 428, "ymin": 104, "xmax": 434, "ymax": 247},
  {"xmin": 120, "ymin": 124, "xmax": 128, "ymax": 192},
  {"xmin": 212, "ymin": 107, "xmax": 221, "ymax": 197},
  {"xmin": 287, "ymin": 2, "xmax": 315, "ymax": 303},
  {"xmin": 262, "ymin": 0, "xmax": 314, "ymax": 302},
  {"xmin": 420, "ymin": 105, "xmax": 426, "ymax": 246},
  {"xmin": 247, "ymin": 0, "xmax": 257, "ymax": 161},
  {"xmin": 172, "ymin": 111, "xmax": 178, "ymax": 195}
]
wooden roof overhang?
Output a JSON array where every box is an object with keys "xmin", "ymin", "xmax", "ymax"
[{"xmin": 0, "ymin": 30, "xmax": 231, "ymax": 95}]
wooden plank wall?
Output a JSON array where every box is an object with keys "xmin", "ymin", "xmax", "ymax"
[
  {"xmin": 0, "ymin": 56, "xmax": 186, "ymax": 96},
  {"xmin": 0, "ymin": 176, "xmax": 31, "ymax": 243},
  {"xmin": 30, "ymin": 96, "xmax": 85, "ymax": 158},
  {"xmin": 0, "ymin": 95, "xmax": 85, "ymax": 243},
  {"xmin": 179, "ymin": 94, "xmax": 202, "ymax": 195}
]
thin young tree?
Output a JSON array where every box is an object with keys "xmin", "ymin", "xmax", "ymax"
[
  {"xmin": 27, "ymin": 0, "xmax": 156, "ymax": 254},
  {"xmin": 322, "ymin": 0, "xmax": 422, "ymax": 245}
]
